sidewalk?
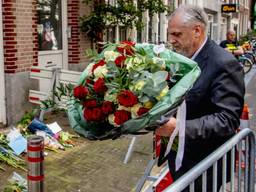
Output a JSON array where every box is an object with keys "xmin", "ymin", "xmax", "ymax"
[{"xmin": 0, "ymin": 111, "xmax": 155, "ymax": 192}]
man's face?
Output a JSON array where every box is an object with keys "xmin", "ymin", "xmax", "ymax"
[
  {"xmin": 227, "ymin": 32, "xmax": 236, "ymax": 42},
  {"xmin": 167, "ymin": 14, "xmax": 200, "ymax": 58}
]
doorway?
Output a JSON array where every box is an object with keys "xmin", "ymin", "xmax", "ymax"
[{"xmin": 36, "ymin": 0, "xmax": 68, "ymax": 92}]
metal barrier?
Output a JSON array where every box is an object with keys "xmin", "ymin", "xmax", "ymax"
[
  {"xmin": 163, "ymin": 128, "xmax": 255, "ymax": 192},
  {"xmin": 135, "ymin": 134, "xmax": 173, "ymax": 192}
]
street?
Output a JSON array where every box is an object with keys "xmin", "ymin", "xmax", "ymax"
[{"xmin": 245, "ymin": 65, "xmax": 256, "ymax": 131}]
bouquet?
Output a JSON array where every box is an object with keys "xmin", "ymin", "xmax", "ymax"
[{"xmin": 67, "ymin": 41, "xmax": 200, "ymax": 140}]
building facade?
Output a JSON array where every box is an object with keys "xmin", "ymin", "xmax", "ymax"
[{"xmin": 0, "ymin": 0, "xmax": 252, "ymax": 126}]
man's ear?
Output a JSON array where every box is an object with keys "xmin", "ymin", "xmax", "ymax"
[{"xmin": 194, "ymin": 25, "xmax": 202, "ymax": 37}]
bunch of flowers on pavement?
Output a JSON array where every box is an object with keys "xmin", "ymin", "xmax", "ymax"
[
  {"xmin": 68, "ymin": 41, "xmax": 201, "ymax": 140},
  {"xmin": 0, "ymin": 133, "xmax": 26, "ymax": 172},
  {"xmin": 0, "ymin": 112, "xmax": 79, "ymax": 173},
  {"xmin": 3, "ymin": 172, "xmax": 27, "ymax": 192}
]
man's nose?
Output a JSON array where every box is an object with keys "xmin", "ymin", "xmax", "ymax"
[{"xmin": 169, "ymin": 38, "xmax": 176, "ymax": 44}]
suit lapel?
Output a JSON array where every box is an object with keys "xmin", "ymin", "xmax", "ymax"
[{"xmin": 194, "ymin": 39, "xmax": 211, "ymax": 70}]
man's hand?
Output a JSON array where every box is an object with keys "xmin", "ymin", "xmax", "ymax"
[
  {"xmin": 155, "ymin": 117, "xmax": 176, "ymax": 137},
  {"xmin": 224, "ymin": 47, "xmax": 232, "ymax": 53}
]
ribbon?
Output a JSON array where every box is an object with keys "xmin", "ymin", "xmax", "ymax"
[{"xmin": 164, "ymin": 100, "xmax": 186, "ymax": 171}]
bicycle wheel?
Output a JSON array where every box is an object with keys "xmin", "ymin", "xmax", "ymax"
[{"xmin": 241, "ymin": 57, "xmax": 253, "ymax": 74}]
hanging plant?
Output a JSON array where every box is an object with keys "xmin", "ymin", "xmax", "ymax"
[{"xmin": 80, "ymin": 0, "xmax": 170, "ymax": 44}]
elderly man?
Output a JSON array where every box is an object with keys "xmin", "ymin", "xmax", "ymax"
[{"xmin": 156, "ymin": 5, "xmax": 244, "ymax": 191}]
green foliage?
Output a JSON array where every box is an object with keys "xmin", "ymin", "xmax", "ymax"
[
  {"xmin": 0, "ymin": 133, "xmax": 8, "ymax": 148},
  {"xmin": 85, "ymin": 48, "xmax": 99, "ymax": 59},
  {"xmin": 16, "ymin": 109, "xmax": 38, "ymax": 129},
  {"xmin": 40, "ymin": 83, "xmax": 74, "ymax": 110},
  {"xmin": 3, "ymin": 176, "xmax": 27, "ymax": 192},
  {"xmin": 238, "ymin": 30, "xmax": 256, "ymax": 44},
  {"xmin": 80, "ymin": 0, "xmax": 169, "ymax": 42},
  {"xmin": 0, "ymin": 147, "xmax": 27, "ymax": 172}
]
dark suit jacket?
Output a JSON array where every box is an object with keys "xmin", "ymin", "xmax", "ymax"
[{"xmin": 168, "ymin": 39, "xmax": 245, "ymax": 190}]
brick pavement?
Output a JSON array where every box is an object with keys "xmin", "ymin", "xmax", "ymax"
[{"xmin": 0, "ymin": 111, "xmax": 154, "ymax": 192}]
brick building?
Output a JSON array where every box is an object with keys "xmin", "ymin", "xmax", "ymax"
[
  {"xmin": 0, "ymin": 0, "xmax": 252, "ymax": 126},
  {"xmin": 0, "ymin": 0, "xmax": 92, "ymax": 125}
]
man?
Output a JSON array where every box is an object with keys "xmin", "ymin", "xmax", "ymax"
[
  {"xmin": 156, "ymin": 5, "xmax": 245, "ymax": 191},
  {"xmin": 220, "ymin": 30, "xmax": 244, "ymax": 57}
]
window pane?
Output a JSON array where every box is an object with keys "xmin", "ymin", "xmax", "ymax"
[{"xmin": 37, "ymin": 0, "xmax": 62, "ymax": 51}]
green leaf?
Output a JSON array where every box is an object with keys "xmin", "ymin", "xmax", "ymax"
[
  {"xmin": 152, "ymin": 71, "xmax": 168, "ymax": 85},
  {"xmin": 85, "ymin": 49, "xmax": 98, "ymax": 59},
  {"xmin": 142, "ymin": 81, "xmax": 167, "ymax": 97},
  {"xmin": 138, "ymin": 95, "xmax": 150, "ymax": 103}
]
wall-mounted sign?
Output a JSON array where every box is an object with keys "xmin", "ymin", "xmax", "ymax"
[{"xmin": 221, "ymin": 4, "xmax": 237, "ymax": 13}]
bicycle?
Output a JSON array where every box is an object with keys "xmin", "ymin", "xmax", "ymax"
[{"xmin": 238, "ymin": 55, "xmax": 253, "ymax": 74}]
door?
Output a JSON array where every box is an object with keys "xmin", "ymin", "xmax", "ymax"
[
  {"xmin": 37, "ymin": 0, "xmax": 68, "ymax": 92},
  {"xmin": 0, "ymin": 0, "xmax": 7, "ymax": 125}
]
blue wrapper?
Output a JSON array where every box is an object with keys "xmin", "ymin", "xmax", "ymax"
[{"xmin": 28, "ymin": 118, "xmax": 54, "ymax": 136}]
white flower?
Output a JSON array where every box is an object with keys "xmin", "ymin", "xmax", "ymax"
[
  {"xmin": 134, "ymin": 80, "xmax": 146, "ymax": 91},
  {"xmin": 86, "ymin": 62, "xmax": 95, "ymax": 76},
  {"xmin": 125, "ymin": 57, "xmax": 133, "ymax": 70},
  {"xmin": 153, "ymin": 44, "xmax": 165, "ymax": 54},
  {"xmin": 152, "ymin": 57, "xmax": 166, "ymax": 69},
  {"xmin": 131, "ymin": 103, "xmax": 143, "ymax": 118},
  {"xmin": 117, "ymin": 105, "xmax": 131, "ymax": 112},
  {"xmin": 104, "ymin": 51, "xmax": 120, "ymax": 62},
  {"xmin": 104, "ymin": 91, "xmax": 117, "ymax": 102},
  {"xmin": 93, "ymin": 65, "xmax": 108, "ymax": 79},
  {"xmin": 108, "ymin": 114, "xmax": 117, "ymax": 127}
]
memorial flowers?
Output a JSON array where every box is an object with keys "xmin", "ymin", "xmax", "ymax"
[{"xmin": 68, "ymin": 41, "xmax": 201, "ymax": 139}]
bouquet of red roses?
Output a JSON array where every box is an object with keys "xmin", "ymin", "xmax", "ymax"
[{"xmin": 67, "ymin": 41, "xmax": 200, "ymax": 140}]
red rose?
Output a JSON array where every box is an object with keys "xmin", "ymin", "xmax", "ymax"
[
  {"xmin": 84, "ymin": 107, "xmax": 104, "ymax": 121},
  {"xmin": 115, "ymin": 55, "xmax": 126, "ymax": 67},
  {"xmin": 166, "ymin": 72, "xmax": 171, "ymax": 80},
  {"xmin": 117, "ymin": 90, "xmax": 138, "ymax": 107},
  {"xmin": 73, "ymin": 85, "xmax": 89, "ymax": 99},
  {"xmin": 93, "ymin": 78, "xmax": 108, "ymax": 94},
  {"xmin": 117, "ymin": 46, "xmax": 134, "ymax": 56},
  {"xmin": 86, "ymin": 79, "xmax": 94, "ymax": 85},
  {"xmin": 83, "ymin": 99, "xmax": 97, "ymax": 108},
  {"xmin": 92, "ymin": 59, "xmax": 106, "ymax": 73},
  {"xmin": 137, "ymin": 107, "xmax": 149, "ymax": 116},
  {"xmin": 114, "ymin": 110, "xmax": 131, "ymax": 125},
  {"xmin": 91, "ymin": 107, "xmax": 104, "ymax": 121},
  {"xmin": 117, "ymin": 41, "xmax": 135, "ymax": 56},
  {"xmin": 84, "ymin": 108, "xmax": 93, "ymax": 121},
  {"xmin": 120, "ymin": 40, "xmax": 135, "ymax": 46},
  {"xmin": 102, "ymin": 101, "xmax": 114, "ymax": 115}
]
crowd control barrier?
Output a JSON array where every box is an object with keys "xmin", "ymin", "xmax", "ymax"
[{"xmin": 163, "ymin": 128, "xmax": 255, "ymax": 192}]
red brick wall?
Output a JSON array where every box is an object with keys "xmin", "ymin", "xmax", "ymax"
[
  {"xmin": 79, "ymin": 0, "xmax": 91, "ymax": 65},
  {"xmin": 2, "ymin": 0, "xmax": 38, "ymax": 73},
  {"xmin": 68, "ymin": 0, "xmax": 90, "ymax": 66}
]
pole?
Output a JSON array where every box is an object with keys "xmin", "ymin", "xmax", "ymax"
[{"xmin": 27, "ymin": 135, "xmax": 44, "ymax": 192}]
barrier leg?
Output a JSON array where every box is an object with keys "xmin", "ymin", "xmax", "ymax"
[
  {"xmin": 123, "ymin": 136, "xmax": 137, "ymax": 164},
  {"xmin": 135, "ymin": 159, "xmax": 157, "ymax": 192}
]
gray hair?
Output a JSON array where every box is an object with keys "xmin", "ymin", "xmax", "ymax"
[{"xmin": 168, "ymin": 5, "xmax": 208, "ymax": 33}]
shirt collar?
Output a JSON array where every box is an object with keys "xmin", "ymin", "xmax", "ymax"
[{"xmin": 190, "ymin": 37, "xmax": 208, "ymax": 61}]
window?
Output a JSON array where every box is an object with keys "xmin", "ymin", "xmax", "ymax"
[{"xmin": 37, "ymin": 0, "xmax": 62, "ymax": 51}]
